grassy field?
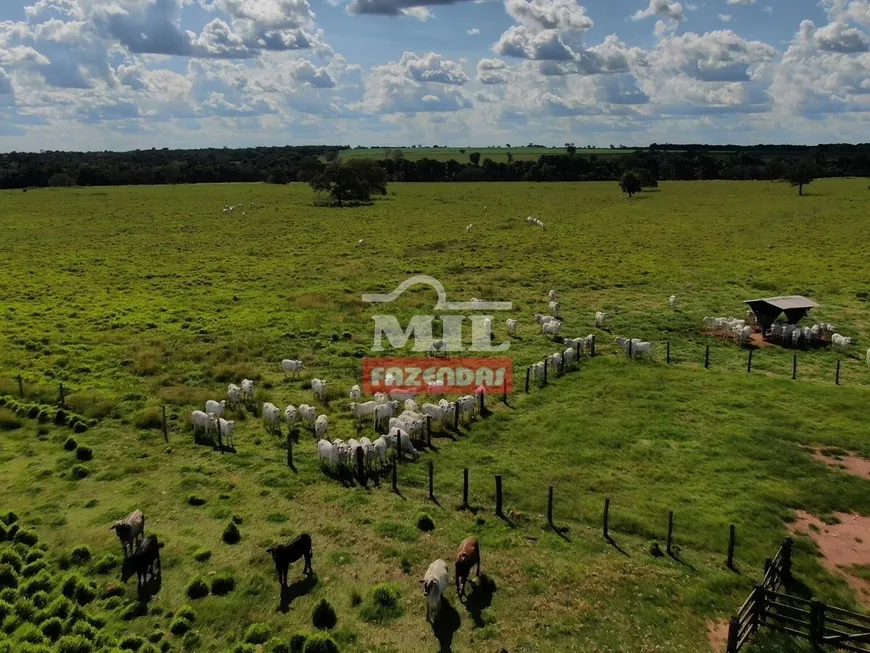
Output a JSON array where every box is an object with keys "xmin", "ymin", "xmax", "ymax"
[
  {"xmin": 1, "ymin": 179, "xmax": 870, "ymax": 653},
  {"xmin": 337, "ymin": 147, "xmax": 631, "ymax": 163}
]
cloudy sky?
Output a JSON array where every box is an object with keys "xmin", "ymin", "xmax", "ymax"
[{"xmin": 1, "ymin": 0, "xmax": 869, "ymax": 151}]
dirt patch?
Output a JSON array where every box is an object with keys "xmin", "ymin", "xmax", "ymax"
[
  {"xmin": 791, "ymin": 510, "xmax": 870, "ymax": 606},
  {"xmin": 706, "ymin": 619, "xmax": 730, "ymax": 651},
  {"xmin": 699, "ymin": 328, "xmax": 773, "ymax": 349},
  {"xmin": 809, "ymin": 448, "xmax": 870, "ymax": 481}
]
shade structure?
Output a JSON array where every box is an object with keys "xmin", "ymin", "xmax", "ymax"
[{"xmin": 744, "ymin": 296, "xmax": 820, "ymax": 332}]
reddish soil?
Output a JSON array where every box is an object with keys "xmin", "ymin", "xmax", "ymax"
[
  {"xmin": 809, "ymin": 448, "xmax": 870, "ymax": 481},
  {"xmin": 791, "ymin": 510, "xmax": 870, "ymax": 606},
  {"xmin": 699, "ymin": 328, "xmax": 773, "ymax": 349},
  {"xmin": 706, "ymin": 619, "xmax": 730, "ymax": 651}
]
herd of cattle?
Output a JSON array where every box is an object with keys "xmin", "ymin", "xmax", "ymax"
[{"xmin": 704, "ymin": 312, "xmax": 855, "ymax": 351}]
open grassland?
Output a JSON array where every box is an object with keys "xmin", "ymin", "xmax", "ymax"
[
  {"xmin": 1, "ymin": 180, "xmax": 870, "ymax": 653},
  {"xmin": 337, "ymin": 147, "xmax": 631, "ymax": 162}
]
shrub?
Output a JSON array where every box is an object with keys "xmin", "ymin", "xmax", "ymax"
[
  {"xmin": 2, "ymin": 614, "xmax": 22, "ymax": 634},
  {"xmin": 0, "ymin": 565, "xmax": 17, "ymax": 590},
  {"xmin": 268, "ymin": 639, "xmax": 291, "ymax": 653},
  {"xmin": 175, "ymin": 604, "xmax": 195, "ymax": 622},
  {"xmin": 0, "ymin": 551, "xmax": 22, "ymax": 573},
  {"xmin": 14, "ymin": 596, "xmax": 36, "ymax": 621},
  {"xmin": 5, "ymin": 524, "xmax": 18, "ymax": 541},
  {"xmin": 186, "ymin": 578, "xmax": 209, "ymax": 599},
  {"xmin": 120, "ymin": 601, "xmax": 148, "ymax": 620},
  {"xmin": 186, "ymin": 495, "xmax": 206, "ymax": 507},
  {"xmin": 20, "ymin": 571, "xmax": 52, "ymax": 596},
  {"xmin": 0, "ymin": 588, "xmax": 14, "ymax": 603},
  {"xmin": 73, "ymin": 422, "xmax": 88, "ymax": 434},
  {"xmin": 21, "ymin": 560, "xmax": 46, "ymax": 578},
  {"xmin": 14, "ymin": 622, "xmax": 45, "ymax": 644},
  {"xmin": 70, "ymin": 465, "xmax": 89, "ymax": 480},
  {"xmin": 28, "ymin": 406, "xmax": 40, "ymax": 419},
  {"xmin": 134, "ymin": 407, "xmax": 164, "ymax": 430},
  {"xmin": 222, "ymin": 522, "xmax": 240, "ymax": 545},
  {"xmin": 359, "ymin": 585, "xmax": 402, "ymax": 624},
  {"xmin": 102, "ymin": 583, "xmax": 124, "ymax": 598},
  {"xmin": 46, "ymin": 596, "xmax": 72, "ymax": 619},
  {"xmin": 244, "ymin": 623, "xmax": 271, "ymax": 644},
  {"xmin": 118, "ymin": 635, "xmax": 146, "ymax": 651},
  {"xmin": 40, "ymin": 616, "xmax": 63, "ymax": 641},
  {"xmin": 57, "ymin": 634, "xmax": 93, "ymax": 653},
  {"xmin": 29, "ymin": 590, "xmax": 49, "ymax": 609},
  {"xmin": 289, "ymin": 634, "xmax": 308, "ymax": 653},
  {"xmin": 14, "ymin": 529, "xmax": 38, "ymax": 546},
  {"xmin": 70, "ymin": 620, "xmax": 96, "ymax": 638},
  {"xmin": 192, "ymin": 548, "xmax": 211, "ymax": 562},
  {"xmin": 75, "ymin": 446, "xmax": 93, "ymax": 462},
  {"xmin": 0, "ymin": 522, "xmax": 6, "ymax": 541},
  {"xmin": 302, "ymin": 634, "xmax": 339, "ymax": 653},
  {"xmin": 234, "ymin": 645, "xmax": 257, "ymax": 653},
  {"xmin": 0, "ymin": 600, "xmax": 11, "ymax": 621},
  {"xmin": 23, "ymin": 549, "xmax": 43, "ymax": 564},
  {"xmin": 416, "ymin": 514, "xmax": 435, "ymax": 532},
  {"xmin": 169, "ymin": 618, "xmax": 191, "ymax": 635},
  {"xmin": 55, "ymin": 410, "xmax": 69, "ymax": 426},
  {"xmin": 312, "ymin": 599, "xmax": 337, "ymax": 630},
  {"xmin": 181, "ymin": 631, "xmax": 201, "ymax": 651},
  {"xmin": 69, "ymin": 546, "xmax": 91, "ymax": 565},
  {"xmin": 210, "ymin": 572, "xmax": 235, "ymax": 596},
  {"xmin": 93, "ymin": 555, "xmax": 117, "ymax": 574},
  {"xmin": 0, "ymin": 408, "xmax": 21, "ymax": 431}
]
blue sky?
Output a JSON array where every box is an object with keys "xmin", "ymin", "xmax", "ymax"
[{"xmin": 1, "ymin": 0, "xmax": 868, "ymax": 151}]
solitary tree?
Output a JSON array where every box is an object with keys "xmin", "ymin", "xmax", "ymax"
[
  {"xmin": 786, "ymin": 161, "xmax": 816, "ymax": 196},
  {"xmin": 506, "ymin": 151, "xmax": 514, "ymax": 163},
  {"xmin": 469, "ymin": 152, "xmax": 481, "ymax": 166},
  {"xmin": 309, "ymin": 160, "xmax": 388, "ymax": 206},
  {"xmin": 459, "ymin": 149, "xmax": 466, "ymax": 154},
  {"xmin": 390, "ymin": 149, "xmax": 404, "ymax": 161},
  {"xmin": 566, "ymin": 144, "xmax": 576, "ymax": 156},
  {"xmin": 619, "ymin": 171, "xmax": 642, "ymax": 197}
]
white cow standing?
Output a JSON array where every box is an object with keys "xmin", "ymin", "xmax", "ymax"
[
  {"xmin": 312, "ymin": 378, "xmax": 328, "ymax": 402},
  {"xmin": 421, "ymin": 559, "xmax": 449, "ymax": 623}
]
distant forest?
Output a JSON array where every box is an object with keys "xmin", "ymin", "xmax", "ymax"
[{"xmin": 2, "ymin": 143, "xmax": 870, "ymax": 189}]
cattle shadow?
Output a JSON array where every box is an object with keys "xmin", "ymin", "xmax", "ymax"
[
  {"xmin": 463, "ymin": 574, "xmax": 497, "ymax": 629},
  {"xmin": 136, "ymin": 571, "xmax": 162, "ymax": 603},
  {"xmin": 279, "ymin": 573, "xmax": 318, "ymax": 613},
  {"xmin": 431, "ymin": 599, "xmax": 461, "ymax": 653}
]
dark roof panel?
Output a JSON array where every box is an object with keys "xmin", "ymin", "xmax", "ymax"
[{"xmin": 743, "ymin": 296, "xmax": 820, "ymax": 310}]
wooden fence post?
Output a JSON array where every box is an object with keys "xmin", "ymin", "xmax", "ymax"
[
  {"xmin": 495, "ymin": 475, "xmax": 503, "ymax": 516},
  {"xmin": 727, "ymin": 524, "xmax": 736, "ymax": 570},
  {"xmin": 603, "ymin": 497, "xmax": 610, "ymax": 539},
  {"xmin": 462, "ymin": 468, "xmax": 469, "ymax": 510},
  {"xmin": 836, "ymin": 360, "xmax": 841, "ymax": 385},
  {"xmin": 395, "ymin": 434, "xmax": 401, "ymax": 461},
  {"xmin": 747, "ymin": 349, "xmax": 753, "ymax": 373},
  {"xmin": 547, "ymin": 486, "xmax": 554, "ymax": 528},
  {"xmin": 666, "ymin": 341, "xmax": 671, "ymax": 365},
  {"xmin": 782, "ymin": 537, "xmax": 792, "ymax": 587},
  {"xmin": 215, "ymin": 417, "xmax": 223, "ymax": 452},
  {"xmin": 17, "ymin": 374, "xmax": 24, "ymax": 398},
  {"xmin": 576, "ymin": 341, "xmax": 581, "ymax": 361},
  {"xmin": 792, "ymin": 355, "xmax": 797, "ymax": 380},
  {"xmin": 725, "ymin": 616, "xmax": 740, "ymax": 653},
  {"xmin": 58, "ymin": 383, "xmax": 65, "ymax": 407},
  {"xmin": 628, "ymin": 338, "xmax": 633, "ymax": 359},
  {"xmin": 428, "ymin": 461, "xmax": 435, "ymax": 501},
  {"xmin": 705, "ymin": 345, "xmax": 710, "ymax": 369},
  {"xmin": 810, "ymin": 598, "xmax": 825, "ymax": 644},
  {"xmin": 478, "ymin": 390, "xmax": 485, "ymax": 415},
  {"xmin": 391, "ymin": 458, "xmax": 398, "ymax": 491},
  {"xmin": 666, "ymin": 511, "xmax": 674, "ymax": 555},
  {"xmin": 543, "ymin": 359, "xmax": 548, "ymax": 385},
  {"xmin": 502, "ymin": 382, "xmax": 507, "ymax": 405},
  {"xmin": 454, "ymin": 402, "xmax": 459, "ymax": 430},
  {"xmin": 162, "ymin": 405, "xmax": 168, "ymax": 443},
  {"xmin": 286, "ymin": 431, "xmax": 293, "ymax": 468},
  {"xmin": 753, "ymin": 586, "xmax": 767, "ymax": 634},
  {"xmin": 525, "ymin": 367, "xmax": 530, "ymax": 393},
  {"xmin": 426, "ymin": 415, "xmax": 432, "ymax": 447},
  {"xmin": 590, "ymin": 335, "xmax": 596, "ymax": 357}
]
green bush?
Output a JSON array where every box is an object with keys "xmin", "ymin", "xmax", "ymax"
[
  {"xmin": 0, "ymin": 522, "xmax": 6, "ymax": 541},
  {"xmin": 181, "ymin": 631, "xmax": 201, "ymax": 651},
  {"xmin": 186, "ymin": 577, "xmax": 209, "ymax": 599},
  {"xmin": 70, "ymin": 620, "xmax": 96, "ymax": 639},
  {"xmin": 302, "ymin": 634, "xmax": 339, "ymax": 653},
  {"xmin": 0, "ymin": 588, "xmax": 14, "ymax": 603},
  {"xmin": 0, "ymin": 599, "xmax": 11, "ymax": 621},
  {"xmin": 57, "ymin": 634, "xmax": 92, "ymax": 653},
  {"xmin": 359, "ymin": 585, "xmax": 402, "ymax": 624},
  {"xmin": 118, "ymin": 636, "xmax": 146, "ymax": 651},
  {"xmin": 120, "ymin": 601, "xmax": 148, "ymax": 620},
  {"xmin": 0, "ymin": 565, "xmax": 17, "ymax": 590},
  {"xmin": 73, "ymin": 422, "xmax": 88, "ymax": 434},
  {"xmin": 14, "ymin": 596, "xmax": 36, "ymax": 621},
  {"xmin": 75, "ymin": 446, "xmax": 93, "ymax": 462},
  {"xmin": 63, "ymin": 436, "xmax": 77, "ymax": 450},
  {"xmin": 233, "ymin": 645, "xmax": 257, "ymax": 653},
  {"xmin": 40, "ymin": 616, "xmax": 63, "ymax": 641},
  {"xmin": 175, "ymin": 605, "xmax": 195, "ymax": 622},
  {"xmin": 0, "ymin": 551, "xmax": 22, "ymax": 573},
  {"xmin": 134, "ymin": 407, "xmax": 163, "ymax": 430},
  {"xmin": 45, "ymin": 596, "xmax": 72, "ymax": 619},
  {"xmin": 69, "ymin": 546, "xmax": 91, "ymax": 565},
  {"xmin": 24, "ymin": 549, "xmax": 44, "ymax": 564},
  {"xmin": 20, "ymin": 571, "xmax": 52, "ymax": 596},
  {"xmin": 192, "ymin": 548, "xmax": 211, "ymax": 562},
  {"xmin": 21, "ymin": 560, "xmax": 46, "ymax": 578},
  {"xmin": 289, "ymin": 634, "xmax": 308, "ymax": 653},
  {"xmin": 3, "ymin": 614, "xmax": 22, "ymax": 634},
  {"xmin": 169, "ymin": 618, "xmax": 191, "ymax": 635},
  {"xmin": 416, "ymin": 513, "xmax": 435, "ymax": 532},
  {"xmin": 312, "ymin": 599, "xmax": 337, "ymax": 630},
  {"xmin": 186, "ymin": 495, "xmax": 206, "ymax": 507},
  {"xmin": 268, "ymin": 639, "xmax": 292, "ymax": 653},
  {"xmin": 5, "ymin": 524, "xmax": 17, "ymax": 541},
  {"xmin": 222, "ymin": 521, "xmax": 240, "ymax": 544},
  {"xmin": 0, "ymin": 408, "xmax": 22, "ymax": 431},
  {"xmin": 94, "ymin": 555, "xmax": 117, "ymax": 574},
  {"xmin": 102, "ymin": 583, "xmax": 124, "ymax": 598},
  {"xmin": 14, "ymin": 530, "xmax": 38, "ymax": 546},
  {"xmin": 244, "ymin": 623, "xmax": 271, "ymax": 644},
  {"xmin": 210, "ymin": 572, "xmax": 235, "ymax": 596},
  {"xmin": 70, "ymin": 465, "xmax": 89, "ymax": 480},
  {"xmin": 14, "ymin": 622, "xmax": 45, "ymax": 644}
]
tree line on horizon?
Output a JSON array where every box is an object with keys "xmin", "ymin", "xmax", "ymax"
[{"xmin": 1, "ymin": 143, "xmax": 869, "ymax": 190}]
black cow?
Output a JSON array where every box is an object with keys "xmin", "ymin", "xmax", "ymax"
[
  {"xmin": 266, "ymin": 534, "xmax": 313, "ymax": 586},
  {"xmin": 121, "ymin": 534, "xmax": 164, "ymax": 588}
]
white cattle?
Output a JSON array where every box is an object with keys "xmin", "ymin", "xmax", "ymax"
[
  {"xmin": 548, "ymin": 289, "xmax": 557, "ymax": 302},
  {"xmin": 262, "ymin": 403, "xmax": 282, "ymax": 433},
  {"xmin": 333, "ymin": 441, "xmax": 350, "ymax": 467},
  {"xmin": 318, "ymin": 440, "xmax": 336, "ymax": 468},
  {"xmin": 421, "ymin": 402, "xmax": 453, "ymax": 426},
  {"xmin": 832, "ymin": 333, "xmax": 853, "ymax": 348},
  {"xmin": 358, "ymin": 239, "xmax": 365, "ymax": 246},
  {"xmin": 466, "ymin": 224, "xmax": 474, "ymax": 232},
  {"xmin": 506, "ymin": 319, "xmax": 518, "ymax": 337},
  {"xmin": 740, "ymin": 326, "xmax": 752, "ymax": 346},
  {"xmin": 483, "ymin": 318, "xmax": 492, "ymax": 334},
  {"xmin": 791, "ymin": 328, "xmax": 802, "ymax": 348},
  {"xmin": 549, "ymin": 301, "xmax": 561, "ymax": 318},
  {"xmin": 240, "ymin": 379, "xmax": 255, "ymax": 403},
  {"xmin": 349, "ymin": 384, "xmax": 362, "ymax": 403},
  {"xmin": 535, "ymin": 313, "xmax": 558, "ymax": 325},
  {"xmin": 216, "ymin": 418, "xmax": 236, "ymax": 448},
  {"xmin": 595, "ymin": 312, "xmax": 607, "ymax": 328},
  {"xmin": 669, "ymin": 295, "xmax": 677, "ymax": 310},
  {"xmin": 315, "ymin": 414, "xmax": 329, "ymax": 439},
  {"xmin": 456, "ymin": 395, "xmax": 476, "ymax": 421},
  {"xmin": 205, "ymin": 399, "xmax": 226, "ymax": 417},
  {"xmin": 389, "ymin": 427, "xmax": 419, "ymax": 460},
  {"xmin": 421, "ymin": 559, "xmax": 449, "ymax": 623},
  {"xmin": 527, "ymin": 216, "xmax": 534, "ymax": 223},
  {"xmin": 372, "ymin": 435, "xmax": 389, "ymax": 464},
  {"xmin": 359, "ymin": 436, "xmax": 375, "ymax": 468},
  {"xmin": 298, "ymin": 404, "xmax": 317, "ymax": 428},
  {"xmin": 390, "ymin": 416, "xmax": 424, "ymax": 439},
  {"xmin": 350, "ymin": 400, "xmax": 379, "ymax": 421},
  {"xmin": 312, "ymin": 378, "xmax": 328, "ymax": 402},
  {"xmin": 532, "ymin": 361, "xmax": 545, "ymax": 384},
  {"xmin": 281, "ymin": 359, "xmax": 304, "ymax": 376},
  {"xmin": 375, "ymin": 401, "xmax": 399, "ymax": 430},
  {"xmin": 541, "ymin": 321, "xmax": 561, "ymax": 337},
  {"xmin": 564, "ymin": 337, "xmax": 584, "ymax": 354},
  {"xmin": 374, "ymin": 392, "xmax": 389, "ymax": 405},
  {"xmin": 227, "ymin": 383, "xmax": 241, "ymax": 408},
  {"xmin": 563, "ymin": 347, "xmax": 576, "ymax": 367},
  {"xmin": 190, "ymin": 410, "xmax": 214, "ymax": 438},
  {"xmin": 284, "ymin": 405, "xmax": 298, "ymax": 428},
  {"xmin": 550, "ymin": 352, "xmax": 562, "ymax": 371},
  {"xmin": 405, "ymin": 399, "xmax": 419, "ymax": 413}
]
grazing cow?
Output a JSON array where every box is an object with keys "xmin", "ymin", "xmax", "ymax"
[
  {"xmin": 284, "ymin": 405, "xmax": 298, "ymax": 429},
  {"xmin": 349, "ymin": 384, "xmax": 362, "ymax": 403},
  {"xmin": 420, "ymin": 559, "xmax": 449, "ymax": 623},
  {"xmin": 317, "ymin": 439, "xmax": 336, "ymax": 468},
  {"xmin": 535, "ymin": 313, "xmax": 557, "ymax": 325},
  {"xmin": 205, "ymin": 399, "xmax": 226, "ymax": 418},
  {"xmin": 375, "ymin": 401, "xmax": 399, "ymax": 431},
  {"xmin": 333, "ymin": 440, "xmax": 350, "ymax": 467},
  {"xmin": 266, "ymin": 534, "xmax": 313, "ymax": 586},
  {"xmin": 832, "ymin": 333, "xmax": 853, "ymax": 348},
  {"xmin": 191, "ymin": 410, "xmax": 214, "ymax": 439},
  {"xmin": 388, "ymin": 427, "xmax": 419, "ymax": 460},
  {"xmin": 281, "ymin": 359, "xmax": 304, "ymax": 376},
  {"xmin": 372, "ymin": 435, "xmax": 389, "ymax": 465},
  {"xmin": 455, "ymin": 536, "xmax": 481, "ymax": 598},
  {"xmin": 298, "ymin": 404, "xmax": 317, "ymax": 428},
  {"xmin": 216, "ymin": 418, "xmax": 235, "ymax": 448},
  {"xmin": 532, "ymin": 361, "xmax": 545, "ymax": 384},
  {"xmin": 359, "ymin": 436, "xmax": 375, "ymax": 469},
  {"xmin": 227, "ymin": 384, "xmax": 241, "ymax": 408},
  {"xmin": 405, "ymin": 399, "xmax": 419, "ymax": 413},
  {"xmin": 456, "ymin": 395, "xmax": 476, "ymax": 422},
  {"xmin": 121, "ymin": 534, "xmax": 163, "ymax": 588},
  {"xmin": 421, "ymin": 402, "xmax": 452, "ymax": 426},
  {"xmin": 669, "ymin": 295, "xmax": 677, "ymax": 310},
  {"xmin": 466, "ymin": 224, "xmax": 474, "ymax": 232},
  {"xmin": 548, "ymin": 289, "xmax": 557, "ymax": 302},
  {"xmin": 350, "ymin": 400, "xmax": 379, "ymax": 422},
  {"xmin": 541, "ymin": 321, "xmax": 561, "ymax": 337},
  {"xmin": 595, "ymin": 311, "xmax": 607, "ymax": 328},
  {"xmin": 549, "ymin": 301, "xmax": 561, "ymax": 319},
  {"xmin": 262, "ymin": 403, "xmax": 282, "ymax": 433},
  {"xmin": 315, "ymin": 414, "xmax": 329, "ymax": 439},
  {"xmin": 240, "ymin": 379, "xmax": 255, "ymax": 404},
  {"xmin": 312, "ymin": 378, "xmax": 328, "ymax": 402},
  {"xmin": 506, "ymin": 319, "xmax": 518, "ymax": 337},
  {"xmin": 111, "ymin": 509, "xmax": 145, "ymax": 558}
]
